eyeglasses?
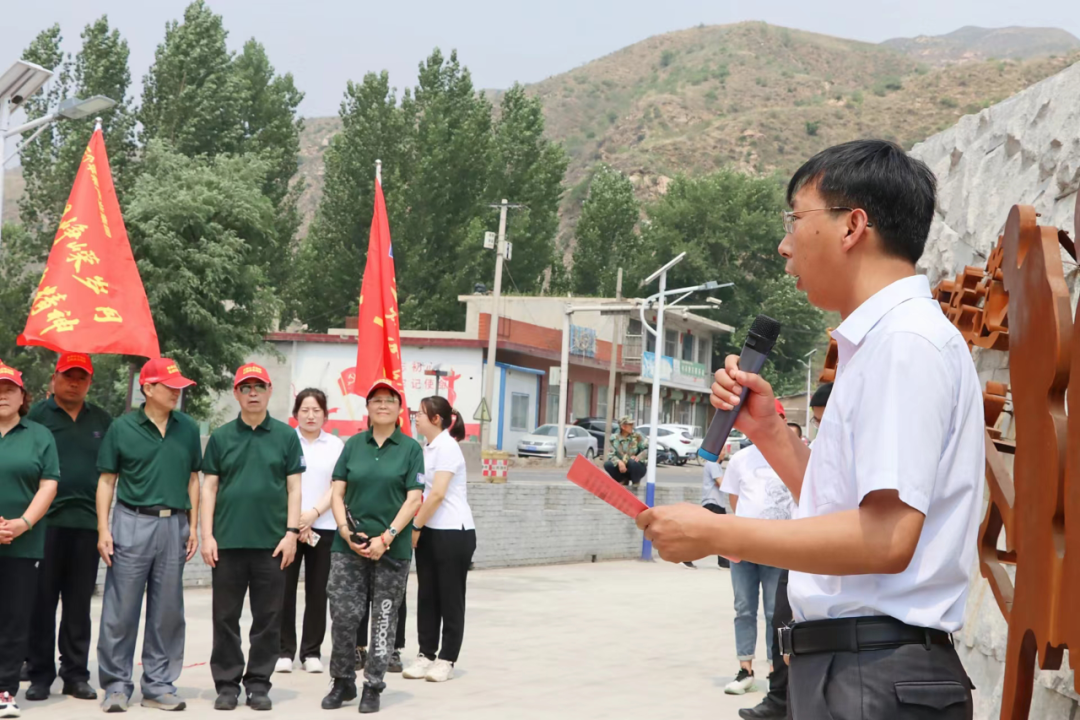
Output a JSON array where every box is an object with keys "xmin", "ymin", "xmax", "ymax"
[
  {"xmin": 781, "ymin": 207, "xmax": 874, "ymax": 235},
  {"xmin": 368, "ymin": 397, "xmax": 400, "ymax": 407},
  {"xmin": 238, "ymin": 382, "xmax": 268, "ymax": 395}
]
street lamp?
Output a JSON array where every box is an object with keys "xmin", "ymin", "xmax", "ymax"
[
  {"xmin": 801, "ymin": 348, "xmax": 817, "ymax": 440},
  {"xmin": 1, "ymin": 58, "xmax": 117, "ymax": 248}
]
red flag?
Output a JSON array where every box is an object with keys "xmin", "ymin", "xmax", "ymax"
[
  {"xmin": 18, "ymin": 128, "xmax": 159, "ymax": 358},
  {"xmin": 353, "ymin": 177, "xmax": 409, "ymax": 434}
]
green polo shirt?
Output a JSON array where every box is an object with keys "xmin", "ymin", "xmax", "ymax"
[
  {"xmin": 202, "ymin": 413, "xmax": 304, "ymax": 550},
  {"xmin": 97, "ymin": 405, "xmax": 202, "ymax": 510},
  {"xmin": 0, "ymin": 418, "xmax": 61, "ymax": 559},
  {"xmin": 28, "ymin": 398, "xmax": 112, "ymax": 530},
  {"xmin": 331, "ymin": 428, "xmax": 424, "ymax": 562}
]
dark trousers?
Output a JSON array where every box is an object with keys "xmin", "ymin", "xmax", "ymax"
[
  {"xmin": 768, "ymin": 569, "xmax": 790, "ymax": 705},
  {"xmin": 788, "ymin": 629, "xmax": 973, "ymax": 719},
  {"xmin": 281, "ymin": 529, "xmax": 333, "ymax": 661},
  {"xmin": 603, "ymin": 459, "xmax": 646, "ymax": 485},
  {"xmin": 703, "ymin": 503, "xmax": 729, "ymax": 568},
  {"xmin": 28, "ymin": 526, "xmax": 100, "ymax": 687},
  {"xmin": 0, "ymin": 557, "xmax": 39, "ymax": 695},
  {"xmin": 415, "ymin": 528, "xmax": 476, "ymax": 663},
  {"xmin": 357, "ymin": 596, "xmax": 406, "ymax": 651},
  {"xmin": 211, "ymin": 549, "xmax": 286, "ymax": 695}
]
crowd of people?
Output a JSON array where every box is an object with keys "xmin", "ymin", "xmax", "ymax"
[{"xmin": 0, "ymin": 354, "xmax": 476, "ymax": 717}]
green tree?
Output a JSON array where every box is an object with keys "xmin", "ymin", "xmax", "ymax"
[
  {"xmin": 0, "ymin": 223, "xmax": 54, "ymax": 397},
  {"xmin": 632, "ymin": 170, "xmax": 825, "ymax": 393},
  {"xmin": 570, "ymin": 165, "xmax": 638, "ymax": 296},
  {"xmin": 125, "ymin": 142, "xmax": 280, "ymax": 416}
]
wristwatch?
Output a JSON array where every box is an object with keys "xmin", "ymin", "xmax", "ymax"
[
  {"xmin": 286, "ymin": 527, "xmax": 300, "ymax": 535},
  {"xmin": 387, "ymin": 526, "xmax": 398, "ymax": 539}
]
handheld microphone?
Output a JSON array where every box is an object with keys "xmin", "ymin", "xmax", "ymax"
[{"xmin": 697, "ymin": 314, "xmax": 782, "ymax": 462}]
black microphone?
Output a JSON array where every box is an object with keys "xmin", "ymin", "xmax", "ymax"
[{"xmin": 697, "ymin": 314, "xmax": 782, "ymax": 462}]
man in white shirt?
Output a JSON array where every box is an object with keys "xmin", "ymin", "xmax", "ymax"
[{"xmin": 637, "ymin": 140, "xmax": 983, "ymax": 719}]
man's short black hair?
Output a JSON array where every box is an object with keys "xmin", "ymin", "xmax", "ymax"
[
  {"xmin": 787, "ymin": 140, "xmax": 936, "ymax": 264},
  {"xmin": 810, "ymin": 382, "xmax": 833, "ymax": 408}
]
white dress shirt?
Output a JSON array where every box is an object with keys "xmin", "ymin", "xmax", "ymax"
[
  {"xmin": 297, "ymin": 428, "xmax": 345, "ymax": 531},
  {"xmin": 721, "ymin": 445, "xmax": 795, "ymax": 521},
  {"xmin": 421, "ymin": 430, "xmax": 475, "ymax": 531},
  {"xmin": 788, "ymin": 275, "xmax": 985, "ymax": 632}
]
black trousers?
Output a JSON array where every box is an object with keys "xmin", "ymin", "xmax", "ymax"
[
  {"xmin": 0, "ymin": 557, "xmax": 40, "ymax": 695},
  {"xmin": 415, "ymin": 528, "xmax": 477, "ymax": 663},
  {"xmin": 768, "ymin": 569, "xmax": 790, "ymax": 705},
  {"xmin": 280, "ymin": 529, "xmax": 333, "ymax": 661},
  {"xmin": 211, "ymin": 549, "xmax": 286, "ymax": 695},
  {"xmin": 603, "ymin": 459, "xmax": 646, "ymax": 485},
  {"xmin": 788, "ymin": 628, "xmax": 973, "ymax": 719},
  {"xmin": 27, "ymin": 526, "xmax": 100, "ymax": 687},
  {"xmin": 703, "ymin": 503, "xmax": 729, "ymax": 568},
  {"xmin": 357, "ymin": 590, "xmax": 407, "ymax": 650}
]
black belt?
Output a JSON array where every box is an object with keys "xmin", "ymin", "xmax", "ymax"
[
  {"xmin": 119, "ymin": 501, "xmax": 183, "ymax": 518},
  {"xmin": 778, "ymin": 617, "xmax": 953, "ymax": 656}
]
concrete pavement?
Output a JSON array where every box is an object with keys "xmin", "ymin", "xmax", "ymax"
[
  {"xmin": 469, "ymin": 461, "xmax": 711, "ymax": 485},
  {"xmin": 20, "ymin": 560, "xmax": 777, "ymax": 719}
]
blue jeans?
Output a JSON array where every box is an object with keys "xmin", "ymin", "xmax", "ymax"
[{"xmin": 730, "ymin": 559, "xmax": 783, "ymax": 662}]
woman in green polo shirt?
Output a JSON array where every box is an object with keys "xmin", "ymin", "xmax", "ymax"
[
  {"xmin": 322, "ymin": 379, "xmax": 423, "ymax": 715},
  {"xmin": 0, "ymin": 362, "xmax": 60, "ymax": 718}
]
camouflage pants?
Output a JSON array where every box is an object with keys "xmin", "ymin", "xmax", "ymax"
[{"xmin": 328, "ymin": 552, "xmax": 409, "ymax": 689}]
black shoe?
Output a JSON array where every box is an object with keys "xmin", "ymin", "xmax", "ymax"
[
  {"xmin": 354, "ymin": 646, "xmax": 367, "ymax": 671},
  {"xmin": 24, "ymin": 684, "xmax": 51, "ymax": 701},
  {"xmin": 213, "ymin": 690, "xmax": 239, "ymax": 711},
  {"xmin": 321, "ymin": 679, "xmax": 357, "ymax": 709},
  {"xmin": 62, "ymin": 680, "xmax": 98, "ymax": 700},
  {"xmin": 358, "ymin": 686, "xmax": 381, "ymax": 714},
  {"xmin": 387, "ymin": 650, "xmax": 403, "ymax": 674},
  {"xmin": 20, "ymin": 662, "xmax": 30, "ymax": 683},
  {"xmin": 246, "ymin": 693, "xmax": 272, "ymax": 711},
  {"xmin": 718, "ymin": 556, "xmax": 730, "ymax": 569},
  {"xmin": 681, "ymin": 561, "xmax": 697, "ymax": 569},
  {"xmin": 738, "ymin": 695, "xmax": 787, "ymax": 720}
]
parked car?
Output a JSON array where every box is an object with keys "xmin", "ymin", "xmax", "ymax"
[
  {"xmin": 636, "ymin": 424, "xmax": 698, "ymax": 465},
  {"xmin": 574, "ymin": 417, "xmax": 614, "ymax": 455},
  {"xmin": 517, "ymin": 424, "xmax": 598, "ymax": 459}
]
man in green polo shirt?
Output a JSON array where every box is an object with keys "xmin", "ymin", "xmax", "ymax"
[
  {"xmin": 24, "ymin": 353, "xmax": 112, "ymax": 703},
  {"xmin": 200, "ymin": 363, "xmax": 302, "ymax": 712},
  {"xmin": 95, "ymin": 357, "xmax": 202, "ymax": 713}
]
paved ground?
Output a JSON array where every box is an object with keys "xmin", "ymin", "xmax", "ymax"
[
  {"xmin": 469, "ymin": 461, "xmax": 712, "ymax": 486},
  {"xmin": 21, "ymin": 560, "xmax": 776, "ymax": 719}
]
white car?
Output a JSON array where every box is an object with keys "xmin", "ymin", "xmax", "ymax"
[
  {"xmin": 636, "ymin": 424, "xmax": 699, "ymax": 465},
  {"xmin": 517, "ymin": 424, "xmax": 598, "ymax": 459}
]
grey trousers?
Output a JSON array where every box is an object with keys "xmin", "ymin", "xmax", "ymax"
[
  {"xmin": 788, "ymin": 641, "xmax": 973, "ymax": 719},
  {"xmin": 328, "ymin": 552, "xmax": 409, "ymax": 690},
  {"xmin": 97, "ymin": 505, "xmax": 188, "ymax": 700}
]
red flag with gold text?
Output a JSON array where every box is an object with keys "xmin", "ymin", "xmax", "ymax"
[
  {"xmin": 18, "ymin": 128, "xmax": 160, "ymax": 357},
  {"xmin": 352, "ymin": 177, "xmax": 410, "ymax": 434}
]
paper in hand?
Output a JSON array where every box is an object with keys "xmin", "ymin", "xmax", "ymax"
[{"xmin": 566, "ymin": 455, "xmax": 649, "ymax": 519}]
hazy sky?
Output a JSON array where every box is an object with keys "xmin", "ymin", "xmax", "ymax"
[{"xmin": 5, "ymin": 0, "xmax": 1080, "ymax": 118}]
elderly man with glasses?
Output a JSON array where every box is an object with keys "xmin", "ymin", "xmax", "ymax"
[{"xmin": 200, "ymin": 364, "xmax": 304, "ymax": 712}]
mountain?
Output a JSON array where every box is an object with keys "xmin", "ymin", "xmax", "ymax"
[{"xmin": 883, "ymin": 26, "xmax": 1080, "ymax": 66}]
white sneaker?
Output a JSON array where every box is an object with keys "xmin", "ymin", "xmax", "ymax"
[
  {"xmin": 302, "ymin": 657, "xmax": 324, "ymax": 674},
  {"xmin": 0, "ymin": 692, "xmax": 20, "ymax": 719},
  {"xmin": 274, "ymin": 657, "xmax": 293, "ymax": 674},
  {"xmin": 724, "ymin": 668, "xmax": 755, "ymax": 695},
  {"xmin": 425, "ymin": 659, "xmax": 454, "ymax": 683},
  {"xmin": 402, "ymin": 655, "xmax": 434, "ymax": 680}
]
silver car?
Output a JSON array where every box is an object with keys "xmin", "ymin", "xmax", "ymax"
[{"xmin": 517, "ymin": 424, "xmax": 598, "ymax": 459}]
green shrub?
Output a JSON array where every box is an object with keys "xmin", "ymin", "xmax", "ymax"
[
  {"xmin": 805, "ymin": 121, "xmax": 820, "ymax": 136},
  {"xmin": 660, "ymin": 50, "xmax": 676, "ymax": 67},
  {"xmin": 939, "ymin": 97, "xmax": 959, "ymax": 109}
]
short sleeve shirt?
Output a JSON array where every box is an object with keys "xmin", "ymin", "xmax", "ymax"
[
  {"xmin": 0, "ymin": 418, "xmax": 61, "ymax": 559},
  {"xmin": 701, "ymin": 461, "xmax": 725, "ymax": 508},
  {"xmin": 28, "ymin": 398, "xmax": 112, "ymax": 530},
  {"xmin": 97, "ymin": 405, "xmax": 202, "ymax": 510},
  {"xmin": 298, "ymin": 429, "xmax": 345, "ymax": 531},
  {"xmin": 332, "ymin": 428, "xmax": 424, "ymax": 561},
  {"xmin": 203, "ymin": 414, "xmax": 304, "ymax": 550},
  {"xmin": 720, "ymin": 445, "xmax": 794, "ymax": 521},
  {"xmin": 421, "ymin": 430, "xmax": 475, "ymax": 530}
]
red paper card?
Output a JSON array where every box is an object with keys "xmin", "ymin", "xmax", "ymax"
[{"xmin": 566, "ymin": 455, "xmax": 649, "ymax": 519}]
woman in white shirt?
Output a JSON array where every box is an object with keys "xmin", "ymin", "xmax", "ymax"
[
  {"xmin": 401, "ymin": 396, "xmax": 476, "ymax": 684},
  {"xmin": 276, "ymin": 388, "xmax": 344, "ymax": 674}
]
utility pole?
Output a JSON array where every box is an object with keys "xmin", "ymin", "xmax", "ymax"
[
  {"xmin": 481, "ymin": 199, "xmax": 511, "ymax": 451},
  {"xmin": 602, "ymin": 269, "xmax": 624, "ymax": 459},
  {"xmin": 803, "ymin": 348, "xmax": 817, "ymax": 439}
]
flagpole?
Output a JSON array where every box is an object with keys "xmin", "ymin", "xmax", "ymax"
[
  {"xmin": 376, "ymin": 159, "xmax": 381, "ymax": 185},
  {"xmin": 95, "ymin": 117, "xmax": 102, "ymax": 132}
]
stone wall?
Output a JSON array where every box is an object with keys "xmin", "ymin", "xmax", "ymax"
[{"xmin": 910, "ymin": 60, "xmax": 1080, "ymax": 719}]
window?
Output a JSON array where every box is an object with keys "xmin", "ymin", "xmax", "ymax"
[
  {"xmin": 510, "ymin": 393, "xmax": 530, "ymax": 431},
  {"xmin": 572, "ymin": 381, "xmax": 592, "ymax": 421},
  {"xmin": 681, "ymin": 333, "xmax": 695, "ymax": 361},
  {"xmin": 546, "ymin": 385, "xmax": 559, "ymax": 425},
  {"xmin": 699, "ymin": 337, "xmax": 711, "ymax": 366},
  {"xmin": 645, "ymin": 329, "xmax": 655, "ymax": 353},
  {"xmin": 597, "ymin": 385, "xmax": 609, "ymax": 421},
  {"xmin": 569, "ymin": 427, "xmax": 587, "ymax": 438},
  {"xmin": 664, "ymin": 330, "xmax": 678, "ymax": 358}
]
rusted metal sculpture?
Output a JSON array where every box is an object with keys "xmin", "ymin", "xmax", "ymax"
[{"xmin": 816, "ymin": 198, "xmax": 1079, "ymax": 719}]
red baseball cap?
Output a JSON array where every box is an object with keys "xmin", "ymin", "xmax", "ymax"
[
  {"xmin": 774, "ymin": 399, "xmax": 786, "ymax": 418},
  {"xmin": 56, "ymin": 352, "xmax": 94, "ymax": 375},
  {"xmin": 0, "ymin": 362, "xmax": 25, "ymax": 389},
  {"xmin": 365, "ymin": 378, "xmax": 402, "ymax": 404},
  {"xmin": 140, "ymin": 358, "xmax": 196, "ymax": 389},
  {"xmin": 234, "ymin": 363, "xmax": 272, "ymax": 387}
]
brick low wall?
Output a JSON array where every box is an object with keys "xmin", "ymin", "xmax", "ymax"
[{"xmin": 94, "ymin": 482, "xmax": 702, "ymax": 588}]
